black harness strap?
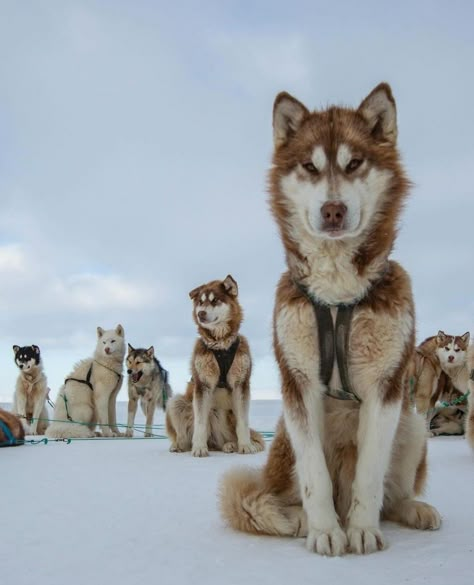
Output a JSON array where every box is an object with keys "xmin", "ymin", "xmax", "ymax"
[
  {"xmin": 210, "ymin": 337, "xmax": 241, "ymax": 390},
  {"xmin": 65, "ymin": 364, "xmax": 94, "ymax": 391},
  {"xmin": 296, "ymin": 283, "xmax": 360, "ymax": 402}
]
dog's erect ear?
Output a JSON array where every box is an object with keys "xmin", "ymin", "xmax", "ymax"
[
  {"xmin": 189, "ymin": 285, "xmax": 202, "ymax": 301},
  {"xmin": 32, "ymin": 345, "xmax": 40, "ymax": 355},
  {"xmin": 127, "ymin": 343, "xmax": 135, "ymax": 354},
  {"xmin": 222, "ymin": 275, "xmax": 238, "ymax": 297},
  {"xmin": 146, "ymin": 346, "xmax": 155, "ymax": 358},
  {"xmin": 97, "ymin": 327, "xmax": 104, "ymax": 338},
  {"xmin": 273, "ymin": 92, "xmax": 309, "ymax": 148},
  {"xmin": 13, "ymin": 345, "xmax": 20, "ymax": 355},
  {"xmin": 437, "ymin": 330, "xmax": 447, "ymax": 344},
  {"xmin": 115, "ymin": 324, "xmax": 124, "ymax": 337},
  {"xmin": 460, "ymin": 332, "xmax": 470, "ymax": 344},
  {"xmin": 358, "ymin": 83, "xmax": 397, "ymax": 145}
]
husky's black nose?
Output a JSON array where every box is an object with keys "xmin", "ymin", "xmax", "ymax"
[
  {"xmin": 127, "ymin": 369, "xmax": 132, "ymax": 375},
  {"xmin": 19, "ymin": 364, "xmax": 24, "ymax": 369},
  {"xmin": 198, "ymin": 310, "xmax": 207, "ymax": 321}
]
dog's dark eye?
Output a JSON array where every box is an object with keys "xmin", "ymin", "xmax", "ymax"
[
  {"xmin": 111, "ymin": 340, "xmax": 115, "ymax": 343},
  {"xmin": 445, "ymin": 347, "xmax": 450, "ymax": 351},
  {"xmin": 345, "ymin": 158, "xmax": 363, "ymax": 173},
  {"xmin": 454, "ymin": 348, "xmax": 460, "ymax": 353},
  {"xmin": 302, "ymin": 162, "xmax": 319, "ymax": 174}
]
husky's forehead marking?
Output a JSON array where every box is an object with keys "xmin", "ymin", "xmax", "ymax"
[
  {"xmin": 200, "ymin": 293, "xmax": 206, "ymax": 303},
  {"xmin": 336, "ymin": 144, "xmax": 353, "ymax": 169},
  {"xmin": 311, "ymin": 146, "xmax": 327, "ymax": 171}
]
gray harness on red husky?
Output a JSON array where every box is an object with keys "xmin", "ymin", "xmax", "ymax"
[{"xmin": 295, "ymin": 282, "xmax": 361, "ymax": 402}]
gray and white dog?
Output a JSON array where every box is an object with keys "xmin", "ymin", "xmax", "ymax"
[{"xmin": 125, "ymin": 344, "xmax": 172, "ymax": 437}]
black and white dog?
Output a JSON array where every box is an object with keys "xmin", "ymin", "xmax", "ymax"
[{"xmin": 12, "ymin": 345, "xmax": 49, "ymax": 435}]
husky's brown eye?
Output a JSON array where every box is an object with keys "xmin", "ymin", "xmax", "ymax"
[
  {"xmin": 346, "ymin": 158, "xmax": 363, "ymax": 173},
  {"xmin": 302, "ymin": 162, "xmax": 319, "ymax": 174}
]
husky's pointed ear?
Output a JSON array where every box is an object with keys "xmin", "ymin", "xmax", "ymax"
[
  {"xmin": 222, "ymin": 275, "xmax": 238, "ymax": 297},
  {"xmin": 358, "ymin": 83, "xmax": 397, "ymax": 144},
  {"xmin": 273, "ymin": 92, "xmax": 309, "ymax": 148},
  {"xmin": 97, "ymin": 327, "xmax": 104, "ymax": 338},
  {"xmin": 189, "ymin": 285, "xmax": 202, "ymax": 301},
  {"xmin": 32, "ymin": 345, "xmax": 40, "ymax": 355},
  {"xmin": 437, "ymin": 330, "xmax": 447, "ymax": 343},
  {"xmin": 127, "ymin": 343, "xmax": 135, "ymax": 354},
  {"xmin": 461, "ymin": 332, "xmax": 470, "ymax": 344},
  {"xmin": 13, "ymin": 345, "xmax": 20, "ymax": 355},
  {"xmin": 146, "ymin": 346, "xmax": 155, "ymax": 358},
  {"xmin": 115, "ymin": 324, "xmax": 124, "ymax": 337}
]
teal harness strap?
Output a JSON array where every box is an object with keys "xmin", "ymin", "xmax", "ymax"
[
  {"xmin": 0, "ymin": 419, "xmax": 23, "ymax": 447},
  {"xmin": 440, "ymin": 390, "xmax": 470, "ymax": 408}
]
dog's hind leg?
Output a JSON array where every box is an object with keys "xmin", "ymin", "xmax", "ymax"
[{"xmin": 382, "ymin": 411, "xmax": 441, "ymax": 530}]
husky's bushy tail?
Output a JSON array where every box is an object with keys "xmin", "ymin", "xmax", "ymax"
[{"xmin": 219, "ymin": 467, "xmax": 306, "ymax": 537}]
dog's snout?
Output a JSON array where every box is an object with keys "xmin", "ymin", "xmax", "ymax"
[
  {"xmin": 198, "ymin": 310, "xmax": 207, "ymax": 320},
  {"xmin": 19, "ymin": 363, "xmax": 24, "ymax": 369},
  {"xmin": 127, "ymin": 369, "xmax": 132, "ymax": 375},
  {"xmin": 448, "ymin": 355, "xmax": 454, "ymax": 362},
  {"xmin": 320, "ymin": 201, "xmax": 347, "ymax": 230},
  {"xmin": 105, "ymin": 347, "xmax": 111, "ymax": 355}
]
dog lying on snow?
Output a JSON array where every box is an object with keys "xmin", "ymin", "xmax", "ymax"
[
  {"xmin": 166, "ymin": 275, "xmax": 264, "ymax": 456},
  {"xmin": 219, "ymin": 83, "xmax": 441, "ymax": 555},
  {"xmin": 11, "ymin": 344, "xmax": 49, "ymax": 435},
  {"xmin": 46, "ymin": 325, "xmax": 125, "ymax": 439},
  {"xmin": 125, "ymin": 345, "xmax": 172, "ymax": 437}
]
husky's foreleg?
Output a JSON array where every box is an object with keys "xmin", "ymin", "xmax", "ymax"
[
  {"xmin": 275, "ymin": 307, "xmax": 347, "ymax": 556},
  {"xmin": 192, "ymin": 382, "xmax": 213, "ymax": 457}
]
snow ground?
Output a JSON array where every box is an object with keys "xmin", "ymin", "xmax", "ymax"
[{"xmin": 2, "ymin": 400, "xmax": 473, "ymax": 585}]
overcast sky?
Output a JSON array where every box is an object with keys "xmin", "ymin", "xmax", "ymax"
[{"xmin": 1, "ymin": 1, "xmax": 473, "ymax": 401}]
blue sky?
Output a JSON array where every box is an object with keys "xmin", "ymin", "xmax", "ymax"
[{"xmin": 1, "ymin": 1, "xmax": 473, "ymax": 400}]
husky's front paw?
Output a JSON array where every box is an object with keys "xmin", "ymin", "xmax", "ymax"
[
  {"xmin": 125, "ymin": 428, "xmax": 133, "ymax": 437},
  {"xmin": 223, "ymin": 441, "xmax": 236, "ymax": 453},
  {"xmin": 347, "ymin": 526, "xmax": 385, "ymax": 554},
  {"xmin": 192, "ymin": 444, "xmax": 209, "ymax": 457},
  {"xmin": 113, "ymin": 430, "xmax": 124, "ymax": 437},
  {"xmin": 306, "ymin": 526, "xmax": 347, "ymax": 556},
  {"xmin": 238, "ymin": 441, "xmax": 261, "ymax": 454},
  {"xmin": 100, "ymin": 428, "xmax": 114, "ymax": 438}
]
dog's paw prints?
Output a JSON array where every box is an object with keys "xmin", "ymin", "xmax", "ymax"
[{"xmin": 306, "ymin": 526, "xmax": 347, "ymax": 556}]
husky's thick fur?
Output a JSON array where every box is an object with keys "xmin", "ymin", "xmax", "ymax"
[
  {"xmin": 11, "ymin": 345, "xmax": 49, "ymax": 435},
  {"xmin": 466, "ymin": 345, "xmax": 474, "ymax": 450},
  {"xmin": 125, "ymin": 345, "xmax": 172, "ymax": 437},
  {"xmin": 0, "ymin": 407, "xmax": 25, "ymax": 447},
  {"xmin": 411, "ymin": 331, "xmax": 470, "ymax": 414},
  {"xmin": 219, "ymin": 84, "xmax": 441, "ymax": 555},
  {"xmin": 46, "ymin": 325, "xmax": 125, "ymax": 439},
  {"xmin": 166, "ymin": 275, "xmax": 264, "ymax": 457}
]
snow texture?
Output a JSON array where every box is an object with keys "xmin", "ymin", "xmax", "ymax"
[{"xmin": 2, "ymin": 400, "xmax": 473, "ymax": 585}]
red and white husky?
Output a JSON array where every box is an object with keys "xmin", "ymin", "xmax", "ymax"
[{"xmin": 220, "ymin": 84, "xmax": 441, "ymax": 555}]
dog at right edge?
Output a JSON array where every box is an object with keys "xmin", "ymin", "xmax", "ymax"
[{"xmin": 219, "ymin": 83, "xmax": 440, "ymax": 556}]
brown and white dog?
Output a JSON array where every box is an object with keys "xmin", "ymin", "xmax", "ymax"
[
  {"xmin": 219, "ymin": 84, "xmax": 440, "ymax": 555},
  {"xmin": 466, "ymin": 345, "xmax": 474, "ymax": 450},
  {"xmin": 410, "ymin": 331, "xmax": 470, "ymax": 415},
  {"xmin": 166, "ymin": 275, "xmax": 264, "ymax": 456},
  {"xmin": 0, "ymin": 407, "xmax": 25, "ymax": 447}
]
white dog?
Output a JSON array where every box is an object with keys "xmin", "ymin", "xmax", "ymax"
[{"xmin": 46, "ymin": 325, "xmax": 125, "ymax": 439}]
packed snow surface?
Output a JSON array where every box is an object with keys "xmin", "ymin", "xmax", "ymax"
[{"xmin": 2, "ymin": 400, "xmax": 473, "ymax": 585}]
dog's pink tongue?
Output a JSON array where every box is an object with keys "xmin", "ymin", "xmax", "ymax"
[{"xmin": 132, "ymin": 373, "xmax": 140, "ymax": 383}]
